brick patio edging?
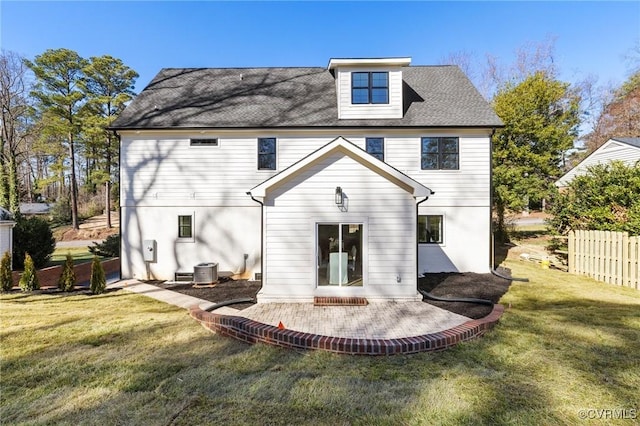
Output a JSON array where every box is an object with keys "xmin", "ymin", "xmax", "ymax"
[{"xmin": 189, "ymin": 304, "xmax": 505, "ymax": 355}]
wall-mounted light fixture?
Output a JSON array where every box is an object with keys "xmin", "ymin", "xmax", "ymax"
[{"xmin": 335, "ymin": 186, "xmax": 343, "ymax": 206}]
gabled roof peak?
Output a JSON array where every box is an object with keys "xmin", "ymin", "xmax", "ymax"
[{"xmin": 249, "ymin": 136, "xmax": 432, "ymax": 198}]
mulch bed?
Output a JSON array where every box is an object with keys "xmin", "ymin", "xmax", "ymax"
[
  {"xmin": 157, "ymin": 279, "xmax": 261, "ymax": 310},
  {"xmin": 418, "ymin": 271, "xmax": 512, "ymax": 319},
  {"xmin": 157, "ymin": 271, "xmax": 512, "ymax": 319}
]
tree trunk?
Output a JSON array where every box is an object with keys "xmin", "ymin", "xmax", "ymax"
[
  {"xmin": 8, "ymin": 154, "xmax": 19, "ymax": 215},
  {"xmin": 105, "ymin": 132, "xmax": 112, "ymax": 228},
  {"xmin": 0, "ymin": 139, "xmax": 8, "ymax": 208},
  {"xmin": 105, "ymin": 180, "xmax": 111, "ymax": 228},
  {"xmin": 68, "ymin": 131, "xmax": 79, "ymax": 230},
  {"xmin": 495, "ymin": 200, "xmax": 507, "ymax": 244}
]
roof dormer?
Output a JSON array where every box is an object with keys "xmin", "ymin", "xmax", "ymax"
[{"xmin": 328, "ymin": 57, "xmax": 411, "ymax": 120}]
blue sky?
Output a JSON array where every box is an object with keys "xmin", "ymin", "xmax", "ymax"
[{"xmin": 1, "ymin": 1, "xmax": 639, "ymax": 94}]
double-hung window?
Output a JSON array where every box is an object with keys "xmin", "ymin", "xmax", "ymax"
[
  {"xmin": 365, "ymin": 137, "xmax": 384, "ymax": 161},
  {"xmin": 178, "ymin": 215, "xmax": 193, "ymax": 240},
  {"xmin": 258, "ymin": 137, "xmax": 276, "ymax": 170},
  {"xmin": 421, "ymin": 137, "xmax": 459, "ymax": 170},
  {"xmin": 352, "ymin": 72, "xmax": 389, "ymax": 104},
  {"xmin": 418, "ymin": 215, "xmax": 443, "ymax": 244}
]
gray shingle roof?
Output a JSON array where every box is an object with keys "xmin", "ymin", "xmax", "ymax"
[
  {"xmin": 612, "ymin": 137, "xmax": 640, "ymax": 148},
  {"xmin": 111, "ymin": 65, "xmax": 502, "ymax": 129}
]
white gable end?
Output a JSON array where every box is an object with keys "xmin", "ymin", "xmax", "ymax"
[{"xmin": 556, "ymin": 138, "xmax": 640, "ymax": 187}]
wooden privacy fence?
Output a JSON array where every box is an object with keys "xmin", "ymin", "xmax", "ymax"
[{"xmin": 568, "ymin": 230, "xmax": 639, "ymax": 290}]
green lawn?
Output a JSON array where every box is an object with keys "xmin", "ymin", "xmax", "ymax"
[
  {"xmin": 49, "ymin": 246, "xmax": 94, "ymax": 267},
  {"xmin": 1, "ymin": 260, "xmax": 639, "ymax": 425}
]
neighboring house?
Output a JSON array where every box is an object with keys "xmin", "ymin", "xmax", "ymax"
[
  {"xmin": 0, "ymin": 207, "xmax": 16, "ymax": 266},
  {"xmin": 19, "ymin": 203, "xmax": 51, "ymax": 216},
  {"xmin": 556, "ymin": 137, "xmax": 640, "ymax": 188},
  {"xmin": 111, "ymin": 57, "xmax": 502, "ymax": 302}
]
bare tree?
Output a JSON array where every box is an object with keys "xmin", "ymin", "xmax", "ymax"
[{"xmin": 0, "ymin": 50, "xmax": 33, "ymax": 215}]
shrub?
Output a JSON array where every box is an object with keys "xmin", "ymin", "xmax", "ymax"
[
  {"xmin": 90, "ymin": 256, "xmax": 106, "ymax": 294},
  {"xmin": 50, "ymin": 195, "xmax": 72, "ymax": 225},
  {"xmin": 79, "ymin": 200, "xmax": 103, "ymax": 221},
  {"xmin": 19, "ymin": 253, "xmax": 40, "ymax": 291},
  {"xmin": 57, "ymin": 254, "xmax": 76, "ymax": 291},
  {"xmin": 13, "ymin": 216, "xmax": 55, "ymax": 269},
  {"xmin": 89, "ymin": 234, "xmax": 119, "ymax": 258},
  {"xmin": 1, "ymin": 251, "xmax": 13, "ymax": 291},
  {"xmin": 548, "ymin": 161, "xmax": 640, "ymax": 235}
]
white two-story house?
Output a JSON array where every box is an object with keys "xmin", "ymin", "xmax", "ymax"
[{"xmin": 111, "ymin": 57, "xmax": 502, "ymax": 303}]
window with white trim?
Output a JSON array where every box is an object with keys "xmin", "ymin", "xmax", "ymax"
[
  {"xmin": 352, "ymin": 72, "xmax": 389, "ymax": 104},
  {"xmin": 258, "ymin": 137, "xmax": 276, "ymax": 170},
  {"xmin": 421, "ymin": 137, "xmax": 459, "ymax": 170},
  {"xmin": 366, "ymin": 137, "xmax": 384, "ymax": 161},
  {"xmin": 418, "ymin": 215, "xmax": 443, "ymax": 244},
  {"xmin": 178, "ymin": 215, "xmax": 193, "ymax": 240}
]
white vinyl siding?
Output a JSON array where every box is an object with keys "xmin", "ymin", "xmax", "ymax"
[
  {"xmin": 121, "ymin": 136, "xmax": 277, "ymax": 207},
  {"xmin": 260, "ymin": 151, "xmax": 418, "ymax": 302},
  {"xmin": 556, "ymin": 140, "xmax": 640, "ymax": 187},
  {"xmin": 418, "ymin": 206, "xmax": 491, "ymax": 273},
  {"xmin": 120, "ymin": 130, "xmax": 492, "ymax": 278},
  {"xmin": 387, "ymin": 135, "xmax": 491, "ymax": 206},
  {"xmin": 335, "ymin": 69, "xmax": 403, "ymax": 119},
  {"xmin": 121, "ymin": 205, "xmax": 261, "ymax": 281},
  {"xmin": 121, "ymin": 133, "xmax": 490, "ymax": 207}
]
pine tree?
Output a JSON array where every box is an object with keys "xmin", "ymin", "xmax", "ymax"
[
  {"xmin": 0, "ymin": 251, "xmax": 13, "ymax": 291},
  {"xmin": 57, "ymin": 253, "xmax": 76, "ymax": 291},
  {"xmin": 19, "ymin": 253, "xmax": 40, "ymax": 291},
  {"xmin": 90, "ymin": 256, "xmax": 106, "ymax": 294},
  {"xmin": 25, "ymin": 49, "xmax": 87, "ymax": 230}
]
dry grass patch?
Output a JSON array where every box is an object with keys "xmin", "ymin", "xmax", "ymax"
[{"xmin": 1, "ymin": 262, "xmax": 639, "ymax": 425}]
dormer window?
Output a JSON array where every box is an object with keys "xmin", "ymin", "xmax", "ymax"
[{"xmin": 351, "ymin": 72, "xmax": 389, "ymax": 104}]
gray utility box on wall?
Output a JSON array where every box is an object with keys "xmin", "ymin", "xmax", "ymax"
[{"xmin": 193, "ymin": 262, "xmax": 218, "ymax": 284}]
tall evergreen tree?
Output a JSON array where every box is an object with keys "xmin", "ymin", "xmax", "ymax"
[
  {"xmin": 492, "ymin": 72, "xmax": 580, "ymax": 239},
  {"xmin": 81, "ymin": 56, "xmax": 137, "ymax": 227},
  {"xmin": 25, "ymin": 49, "xmax": 87, "ymax": 229}
]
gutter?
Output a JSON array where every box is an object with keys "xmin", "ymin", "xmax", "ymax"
[
  {"xmin": 107, "ymin": 124, "xmax": 505, "ymax": 132},
  {"xmin": 489, "ymin": 127, "xmax": 496, "ymax": 271}
]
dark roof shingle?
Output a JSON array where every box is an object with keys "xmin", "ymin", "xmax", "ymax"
[
  {"xmin": 612, "ymin": 137, "xmax": 640, "ymax": 148},
  {"xmin": 111, "ymin": 65, "xmax": 502, "ymax": 129}
]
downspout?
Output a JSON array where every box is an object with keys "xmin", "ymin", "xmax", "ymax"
[
  {"xmin": 246, "ymin": 191, "xmax": 264, "ymax": 285},
  {"xmin": 114, "ymin": 130, "xmax": 122, "ymax": 281},
  {"xmin": 489, "ymin": 127, "xmax": 496, "ymax": 271},
  {"xmin": 416, "ymin": 193, "xmax": 431, "ymax": 280}
]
